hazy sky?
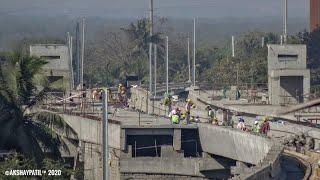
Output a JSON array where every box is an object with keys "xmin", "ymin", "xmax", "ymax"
[{"xmin": 0, "ymin": 0, "xmax": 309, "ymax": 19}]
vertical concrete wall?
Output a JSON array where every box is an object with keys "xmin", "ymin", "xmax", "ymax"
[
  {"xmin": 267, "ymin": 44, "xmax": 307, "ymax": 71},
  {"xmin": 303, "ymin": 75, "xmax": 311, "ymax": 102},
  {"xmin": 30, "ymin": 44, "xmax": 71, "ymax": 91},
  {"xmin": 267, "ymin": 44, "xmax": 310, "ymax": 105},
  {"xmin": 60, "ymin": 114, "xmax": 121, "ymax": 180},
  {"xmin": 61, "ymin": 114, "xmax": 121, "ymax": 148},
  {"xmin": 30, "ymin": 44, "xmax": 70, "ymax": 73},
  {"xmin": 130, "ymin": 87, "xmax": 168, "ymax": 116}
]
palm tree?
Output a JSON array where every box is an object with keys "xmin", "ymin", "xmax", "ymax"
[
  {"xmin": 122, "ymin": 18, "xmax": 163, "ymax": 55},
  {"xmin": 0, "ymin": 53, "xmax": 78, "ymax": 165},
  {"xmin": 121, "ymin": 18, "xmax": 164, "ymax": 79}
]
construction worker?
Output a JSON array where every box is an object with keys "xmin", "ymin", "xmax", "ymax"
[
  {"xmin": 195, "ymin": 116, "xmax": 200, "ymax": 123},
  {"xmin": 223, "ymin": 87, "xmax": 227, "ymax": 99},
  {"xmin": 121, "ymin": 85, "xmax": 127, "ymax": 107},
  {"xmin": 164, "ymin": 93, "xmax": 172, "ymax": 114},
  {"xmin": 212, "ymin": 116, "xmax": 219, "ymax": 125},
  {"xmin": 180, "ymin": 111, "xmax": 186, "ymax": 120},
  {"xmin": 169, "ymin": 108, "xmax": 181, "ymax": 124},
  {"xmin": 189, "ymin": 116, "xmax": 195, "ymax": 123},
  {"xmin": 118, "ymin": 84, "xmax": 123, "ymax": 102},
  {"xmin": 236, "ymin": 89, "xmax": 241, "ymax": 100},
  {"xmin": 171, "ymin": 114, "xmax": 180, "ymax": 124},
  {"xmin": 260, "ymin": 117, "xmax": 270, "ymax": 135},
  {"xmin": 251, "ymin": 120, "xmax": 260, "ymax": 134},
  {"xmin": 237, "ymin": 117, "xmax": 246, "ymax": 131},
  {"xmin": 185, "ymin": 98, "xmax": 195, "ymax": 124},
  {"xmin": 206, "ymin": 105, "xmax": 215, "ymax": 124}
]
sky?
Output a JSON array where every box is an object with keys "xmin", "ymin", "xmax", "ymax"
[{"xmin": 0, "ymin": 0, "xmax": 309, "ymax": 19}]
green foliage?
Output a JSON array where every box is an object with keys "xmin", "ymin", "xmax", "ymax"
[
  {"xmin": 82, "ymin": 18, "xmax": 320, "ymax": 90},
  {"xmin": 0, "ymin": 153, "xmax": 36, "ymax": 180},
  {"xmin": 206, "ymin": 31, "xmax": 269, "ymax": 87},
  {"xmin": 0, "ymin": 53, "xmax": 78, "ymax": 165},
  {"xmin": 287, "ymin": 27, "xmax": 320, "ymax": 91},
  {"xmin": 0, "ymin": 153, "xmax": 78, "ymax": 180},
  {"xmin": 42, "ymin": 158, "xmax": 75, "ymax": 180},
  {"xmin": 84, "ymin": 18, "xmax": 164, "ymax": 86}
]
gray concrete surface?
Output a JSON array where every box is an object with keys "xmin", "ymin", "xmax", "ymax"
[
  {"xmin": 190, "ymin": 90, "xmax": 320, "ymax": 147},
  {"xmin": 120, "ymin": 157, "xmax": 224, "ymax": 177},
  {"xmin": 267, "ymin": 44, "xmax": 310, "ymax": 105},
  {"xmin": 197, "ymin": 123, "xmax": 273, "ymax": 165},
  {"xmin": 58, "ymin": 113, "xmax": 121, "ymax": 180},
  {"xmin": 30, "ymin": 44, "xmax": 72, "ymax": 91}
]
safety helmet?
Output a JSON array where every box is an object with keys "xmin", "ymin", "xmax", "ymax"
[{"xmin": 238, "ymin": 117, "xmax": 244, "ymax": 122}]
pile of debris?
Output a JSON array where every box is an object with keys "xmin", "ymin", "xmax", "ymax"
[{"xmin": 283, "ymin": 133, "xmax": 315, "ymax": 153}]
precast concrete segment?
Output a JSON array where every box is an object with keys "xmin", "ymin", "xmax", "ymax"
[
  {"xmin": 60, "ymin": 114, "xmax": 121, "ymax": 149},
  {"xmin": 197, "ymin": 124, "xmax": 272, "ymax": 165}
]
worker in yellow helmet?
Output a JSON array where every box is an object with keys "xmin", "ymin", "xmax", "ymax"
[{"xmin": 185, "ymin": 98, "xmax": 195, "ymax": 124}]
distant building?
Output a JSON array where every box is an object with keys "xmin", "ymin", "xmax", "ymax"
[
  {"xmin": 30, "ymin": 44, "xmax": 72, "ymax": 93},
  {"xmin": 310, "ymin": 0, "xmax": 320, "ymax": 32},
  {"xmin": 267, "ymin": 44, "xmax": 310, "ymax": 105}
]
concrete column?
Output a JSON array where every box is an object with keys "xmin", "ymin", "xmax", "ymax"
[
  {"xmin": 303, "ymin": 76, "xmax": 310, "ymax": 102},
  {"xmin": 314, "ymin": 139, "xmax": 320, "ymax": 150},
  {"xmin": 202, "ymin": 152, "xmax": 211, "ymax": 158},
  {"xmin": 231, "ymin": 161, "xmax": 248, "ymax": 175},
  {"xmin": 120, "ymin": 129, "xmax": 126, "ymax": 151},
  {"xmin": 173, "ymin": 129, "xmax": 181, "ymax": 151},
  {"xmin": 270, "ymin": 77, "xmax": 280, "ymax": 105}
]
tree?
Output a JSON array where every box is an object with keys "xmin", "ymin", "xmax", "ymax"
[
  {"xmin": 121, "ymin": 18, "xmax": 164, "ymax": 82},
  {"xmin": 0, "ymin": 153, "xmax": 79, "ymax": 180},
  {"xmin": 0, "ymin": 53, "xmax": 78, "ymax": 165},
  {"xmin": 206, "ymin": 31, "xmax": 268, "ymax": 87},
  {"xmin": 0, "ymin": 153, "xmax": 36, "ymax": 180},
  {"xmin": 121, "ymin": 18, "xmax": 163, "ymax": 56}
]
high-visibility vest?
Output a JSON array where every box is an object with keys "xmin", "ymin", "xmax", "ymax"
[{"xmin": 171, "ymin": 115, "xmax": 180, "ymax": 124}]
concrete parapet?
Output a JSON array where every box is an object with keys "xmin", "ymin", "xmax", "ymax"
[
  {"xmin": 130, "ymin": 87, "xmax": 168, "ymax": 116},
  {"xmin": 161, "ymin": 146, "xmax": 184, "ymax": 158}
]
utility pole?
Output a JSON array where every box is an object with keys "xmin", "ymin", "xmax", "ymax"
[
  {"xmin": 166, "ymin": 36, "xmax": 169, "ymax": 94},
  {"xmin": 67, "ymin": 32, "xmax": 74, "ymax": 90},
  {"xmin": 80, "ymin": 17, "xmax": 85, "ymax": 89},
  {"xmin": 232, "ymin": 35, "xmax": 235, "ymax": 58},
  {"xmin": 75, "ymin": 22, "xmax": 80, "ymax": 86},
  {"xmin": 187, "ymin": 37, "xmax": 191, "ymax": 83},
  {"xmin": 261, "ymin": 37, "xmax": 265, "ymax": 48},
  {"xmin": 236, "ymin": 64, "xmax": 239, "ymax": 86},
  {"xmin": 70, "ymin": 36, "xmax": 74, "ymax": 90},
  {"xmin": 149, "ymin": 0, "xmax": 154, "ymax": 96},
  {"xmin": 283, "ymin": 0, "xmax": 288, "ymax": 44},
  {"xmin": 154, "ymin": 44, "xmax": 157, "ymax": 97},
  {"xmin": 102, "ymin": 89, "xmax": 109, "ymax": 180},
  {"xmin": 193, "ymin": 18, "xmax": 196, "ymax": 86}
]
